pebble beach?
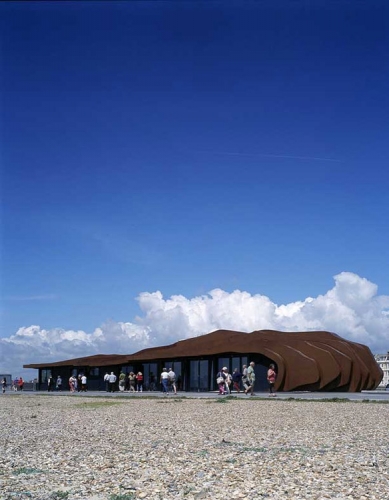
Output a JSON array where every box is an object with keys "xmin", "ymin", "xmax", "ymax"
[{"xmin": 1, "ymin": 395, "xmax": 389, "ymax": 500}]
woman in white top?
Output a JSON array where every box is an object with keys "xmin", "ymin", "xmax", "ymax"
[{"xmin": 160, "ymin": 368, "xmax": 169, "ymax": 395}]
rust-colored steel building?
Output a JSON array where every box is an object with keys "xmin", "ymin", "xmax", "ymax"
[{"xmin": 24, "ymin": 329, "xmax": 382, "ymax": 392}]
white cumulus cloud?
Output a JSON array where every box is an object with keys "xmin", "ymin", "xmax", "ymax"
[{"xmin": 1, "ymin": 272, "xmax": 389, "ymax": 380}]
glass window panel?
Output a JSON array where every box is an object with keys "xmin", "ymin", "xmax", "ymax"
[
  {"xmin": 199, "ymin": 360, "xmax": 208, "ymax": 391},
  {"xmin": 232, "ymin": 357, "xmax": 241, "ymax": 372},
  {"xmin": 210, "ymin": 359, "xmax": 215, "ymax": 390},
  {"xmin": 218, "ymin": 358, "xmax": 230, "ymax": 372},
  {"xmin": 121, "ymin": 366, "xmax": 133, "ymax": 374},
  {"xmin": 89, "ymin": 368, "xmax": 100, "ymax": 377},
  {"xmin": 142, "ymin": 364, "xmax": 150, "ymax": 390},
  {"xmin": 171, "ymin": 362, "xmax": 181, "ymax": 391},
  {"xmin": 41, "ymin": 369, "xmax": 51, "ymax": 383},
  {"xmin": 148, "ymin": 363, "xmax": 158, "ymax": 391},
  {"xmin": 173, "ymin": 362, "xmax": 181, "ymax": 377},
  {"xmin": 189, "ymin": 360, "xmax": 209, "ymax": 391},
  {"xmin": 190, "ymin": 360, "xmax": 198, "ymax": 391}
]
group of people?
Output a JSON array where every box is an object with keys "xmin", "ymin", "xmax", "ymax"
[
  {"xmin": 104, "ymin": 371, "xmax": 144, "ymax": 393},
  {"xmin": 160, "ymin": 368, "xmax": 177, "ymax": 395},
  {"xmin": 3, "ymin": 377, "xmax": 25, "ymax": 392},
  {"xmin": 44, "ymin": 374, "xmax": 87, "ymax": 392},
  {"xmin": 2, "ymin": 363, "xmax": 278, "ymax": 396},
  {"xmin": 46, "ymin": 374, "xmax": 86, "ymax": 393},
  {"xmin": 216, "ymin": 362, "xmax": 277, "ymax": 397},
  {"xmin": 104, "ymin": 368, "xmax": 177, "ymax": 394}
]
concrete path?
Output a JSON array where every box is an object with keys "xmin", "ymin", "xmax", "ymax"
[{"xmin": 4, "ymin": 389, "xmax": 389, "ymax": 401}]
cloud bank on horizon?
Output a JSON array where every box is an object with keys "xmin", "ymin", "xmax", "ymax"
[{"xmin": 2, "ymin": 272, "xmax": 389, "ymax": 378}]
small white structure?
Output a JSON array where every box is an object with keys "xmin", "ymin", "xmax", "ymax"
[{"xmin": 374, "ymin": 353, "xmax": 389, "ymax": 388}]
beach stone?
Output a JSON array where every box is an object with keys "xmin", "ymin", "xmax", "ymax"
[{"xmin": 1, "ymin": 396, "xmax": 389, "ymax": 499}]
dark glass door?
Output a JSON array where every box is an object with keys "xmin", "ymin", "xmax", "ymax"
[
  {"xmin": 143, "ymin": 363, "xmax": 158, "ymax": 391},
  {"xmin": 190, "ymin": 360, "xmax": 209, "ymax": 391}
]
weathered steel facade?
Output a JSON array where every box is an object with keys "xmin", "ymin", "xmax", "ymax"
[{"xmin": 24, "ymin": 329, "xmax": 383, "ymax": 392}]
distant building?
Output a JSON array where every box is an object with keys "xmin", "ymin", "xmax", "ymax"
[
  {"xmin": 24, "ymin": 329, "xmax": 382, "ymax": 392},
  {"xmin": 374, "ymin": 353, "xmax": 389, "ymax": 388}
]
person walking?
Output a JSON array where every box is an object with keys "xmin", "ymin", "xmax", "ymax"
[
  {"xmin": 129, "ymin": 372, "xmax": 136, "ymax": 392},
  {"xmin": 232, "ymin": 368, "xmax": 242, "ymax": 393},
  {"xmin": 1, "ymin": 377, "xmax": 7, "ymax": 394},
  {"xmin": 108, "ymin": 372, "xmax": 117, "ymax": 392},
  {"xmin": 241, "ymin": 365, "xmax": 249, "ymax": 393},
  {"xmin": 69, "ymin": 375, "xmax": 75, "ymax": 393},
  {"xmin": 18, "ymin": 377, "xmax": 24, "ymax": 391},
  {"xmin": 81, "ymin": 374, "xmax": 87, "ymax": 392},
  {"xmin": 224, "ymin": 368, "xmax": 232, "ymax": 394},
  {"xmin": 47, "ymin": 375, "xmax": 54, "ymax": 392},
  {"xmin": 216, "ymin": 367, "xmax": 227, "ymax": 395},
  {"xmin": 160, "ymin": 368, "xmax": 169, "ymax": 395},
  {"xmin": 136, "ymin": 372, "xmax": 143, "ymax": 392},
  {"xmin": 245, "ymin": 361, "xmax": 256, "ymax": 396},
  {"xmin": 56, "ymin": 375, "xmax": 63, "ymax": 391},
  {"xmin": 104, "ymin": 372, "xmax": 110, "ymax": 392},
  {"xmin": 124, "ymin": 372, "xmax": 130, "ymax": 392},
  {"xmin": 118, "ymin": 371, "xmax": 126, "ymax": 392},
  {"xmin": 267, "ymin": 364, "xmax": 277, "ymax": 397},
  {"xmin": 167, "ymin": 368, "xmax": 177, "ymax": 394}
]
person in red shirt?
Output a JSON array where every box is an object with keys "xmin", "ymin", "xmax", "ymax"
[
  {"xmin": 18, "ymin": 377, "xmax": 24, "ymax": 391},
  {"xmin": 267, "ymin": 364, "xmax": 277, "ymax": 397},
  {"xmin": 136, "ymin": 372, "xmax": 143, "ymax": 392}
]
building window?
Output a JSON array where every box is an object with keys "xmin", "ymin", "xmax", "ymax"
[
  {"xmin": 41, "ymin": 369, "xmax": 52, "ymax": 383},
  {"xmin": 120, "ymin": 366, "xmax": 134, "ymax": 375},
  {"xmin": 142, "ymin": 363, "xmax": 158, "ymax": 391},
  {"xmin": 190, "ymin": 360, "xmax": 208, "ymax": 391}
]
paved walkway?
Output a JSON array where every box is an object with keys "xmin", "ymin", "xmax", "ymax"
[{"xmin": 4, "ymin": 389, "xmax": 389, "ymax": 401}]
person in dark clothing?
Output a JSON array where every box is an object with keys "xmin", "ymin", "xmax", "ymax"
[
  {"xmin": 47, "ymin": 376, "xmax": 54, "ymax": 392},
  {"xmin": 104, "ymin": 372, "xmax": 110, "ymax": 392},
  {"xmin": 124, "ymin": 372, "xmax": 130, "ymax": 392},
  {"xmin": 232, "ymin": 368, "xmax": 242, "ymax": 393}
]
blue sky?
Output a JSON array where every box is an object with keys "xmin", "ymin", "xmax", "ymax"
[{"xmin": 1, "ymin": 1, "xmax": 389, "ymax": 376}]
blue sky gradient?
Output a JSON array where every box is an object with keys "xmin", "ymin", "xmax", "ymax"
[{"xmin": 1, "ymin": 2, "xmax": 388, "ymax": 374}]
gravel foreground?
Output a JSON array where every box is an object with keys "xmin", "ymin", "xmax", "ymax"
[{"xmin": 1, "ymin": 396, "xmax": 389, "ymax": 500}]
